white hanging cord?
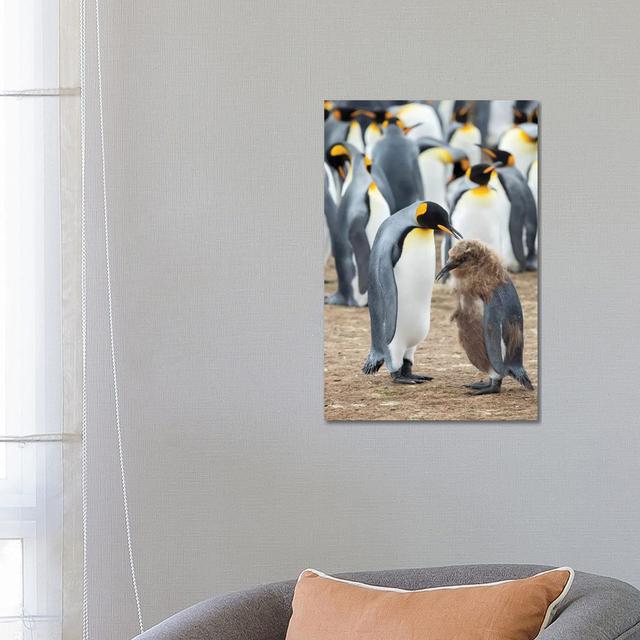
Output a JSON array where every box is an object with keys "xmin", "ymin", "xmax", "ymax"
[
  {"xmin": 94, "ymin": 0, "xmax": 145, "ymax": 633},
  {"xmin": 79, "ymin": 0, "xmax": 89, "ymax": 637}
]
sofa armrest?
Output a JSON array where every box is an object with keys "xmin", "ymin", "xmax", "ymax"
[
  {"xmin": 134, "ymin": 581, "xmax": 294, "ymax": 640},
  {"xmin": 539, "ymin": 574, "xmax": 640, "ymax": 640}
]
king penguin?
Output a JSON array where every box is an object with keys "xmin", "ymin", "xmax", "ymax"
[
  {"xmin": 498, "ymin": 122, "xmax": 538, "ymax": 176},
  {"xmin": 479, "ymin": 145, "xmax": 537, "ymax": 270},
  {"xmin": 394, "ymin": 102, "xmax": 444, "ymax": 140},
  {"xmin": 372, "ymin": 118, "xmax": 423, "ymax": 210},
  {"xmin": 513, "ymin": 100, "xmax": 539, "ymax": 125},
  {"xmin": 324, "ymin": 108, "xmax": 349, "ymax": 154},
  {"xmin": 324, "ymin": 161, "xmax": 339, "ymax": 266},
  {"xmin": 436, "ymin": 240, "xmax": 534, "ymax": 395},
  {"xmin": 445, "ymin": 163, "xmax": 511, "ymax": 273},
  {"xmin": 415, "ymin": 138, "xmax": 469, "ymax": 208},
  {"xmin": 363, "ymin": 201, "xmax": 462, "ymax": 383},
  {"xmin": 324, "ymin": 143, "xmax": 392, "ymax": 306},
  {"xmin": 447, "ymin": 102, "xmax": 482, "ymax": 166},
  {"xmin": 470, "ymin": 100, "xmax": 514, "ymax": 146}
]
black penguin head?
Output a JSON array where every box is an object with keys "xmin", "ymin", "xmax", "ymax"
[
  {"xmin": 326, "ymin": 142, "xmax": 371, "ymax": 178},
  {"xmin": 436, "ymin": 239, "xmax": 502, "ymax": 282},
  {"xmin": 451, "ymin": 156, "xmax": 471, "ymax": 180},
  {"xmin": 382, "ymin": 116, "xmax": 404, "ymax": 129},
  {"xmin": 513, "ymin": 100, "xmax": 539, "ymax": 124},
  {"xmin": 414, "ymin": 202, "xmax": 463, "ymax": 238},
  {"xmin": 326, "ymin": 143, "xmax": 354, "ymax": 178},
  {"xmin": 453, "ymin": 101, "xmax": 471, "ymax": 123},
  {"xmin": 466, "ymin": 163, "xmax": 500, "ymax": 186},
  {"xmin": 477, "ymin": 145, "xmax": 515, "ymax": 167}
]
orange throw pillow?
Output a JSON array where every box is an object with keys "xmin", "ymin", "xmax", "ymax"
[{"xmin": 285, "ymin": 567, "xmax": 574, "ymax": 640}]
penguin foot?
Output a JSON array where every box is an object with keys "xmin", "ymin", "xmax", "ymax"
[
  {"xmin": 391, "ymin": 375, "xmax": 418, "ymax": 385},
  {"xmin": 401, "ymin": 359, "xmax": 433, "ymax": 382},
  {"xmin": 467, "ymin": 379, "xmax": 502, "ymax": 396},
  {"xmin": 464, "ymin": 380, "xmax": 492, "ymax": 390},
  {"xmin": 324, "ymin": 292, "xmax": 349, "ymax": 306}
]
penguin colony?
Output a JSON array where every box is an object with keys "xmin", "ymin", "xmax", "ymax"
[{"xmin": 324, "ymin": 100, "xmax": 538, "ymax": 400}]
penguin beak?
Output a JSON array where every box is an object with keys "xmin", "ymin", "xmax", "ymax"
[
  {"xmin": 436, "ymin": 224, "xmax": 463, "ymax": 240},
  {"xmin": 402, "ymin": 122, "xmax": 423, "ymax": 133},
  {"xmin": 483, "ymin": 162, "xmax": 502, "ymax": 174},
  {"xmin": 436, "ymin": 259, "xmax": 461, "ymax": 281},
  {"xmin": 476, "ymin": 143, "xmax": 497, "ymax": 160}
]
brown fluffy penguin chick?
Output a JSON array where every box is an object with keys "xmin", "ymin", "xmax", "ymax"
[{"xmin": 436, "ymin": 240, "xmax": 534, "ymax": 395}]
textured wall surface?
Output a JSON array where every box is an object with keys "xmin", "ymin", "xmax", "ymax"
[{"xmin": 82, "ymin": 1, "xmax": 640, "ymax": 638}]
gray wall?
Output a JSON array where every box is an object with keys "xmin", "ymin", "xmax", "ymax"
[{"xmin": 83, "ymin": 1, "xmax": 640, "ymax": 638}]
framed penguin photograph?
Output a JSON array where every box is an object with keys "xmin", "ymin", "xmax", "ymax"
[{"xmin": 324, "ymin": 100, "xmax": 539, "ymax": 422}]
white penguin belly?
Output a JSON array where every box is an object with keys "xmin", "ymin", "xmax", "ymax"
[
  {"xmin": 365, "ymin": 184, "xmax": 390, "ymax": 247},
  {"xmin": 499, "ymin": 128, "xmax": 537, "ymax": 176},
  {"xmin": 397, "ymin": 103, "xmax": 443, "ymax": 140},
  {"xmin": 418, "ymin": 152, "xmax": 447, "ymax": 208},
  {"xmin": 450, "ymin": 125, "xmax": 481, "ymax": 165},
  {"xmin": 452, "ymin": 188, "xmax": 503, "ymax": 256},
  {"xmin": 387, "ymin": 229, "xmax": 435, "ymax": 371},
  {"xmin": 364, "ymin": 123, "xmax": 382, "ymax": 157},
  {"xmin": 346, "ymin": 121, "xmax": 364, "ymax": 153},
  {"xmin": 324, "ymin": 162, "xmax": 340, "ymax": 205},
  {"xmin": 490, "ymin": 175, "xmax": 520, "ymax": 271},
  {"xmin": 528, "ymin": 160, "xmax": 538, "ymax": 208},
  {"xmin": 350, "ymin": 255, "xmax": 367, "ymax": 307}
]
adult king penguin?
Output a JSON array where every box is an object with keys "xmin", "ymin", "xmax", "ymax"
[
  {"xmin": 394, "ymin": 102, "xmax": 444, "ymax": 140},
  {"xmin": 447, "ymin": 102, "xmax": 481, "ymax": 166},
  {"xmin": 363, "ymin": 201, "xmax": 462, "ymax": 383},
  {"xmin": 324, "ymin": 108, "xmax": 349, "ymax": 154},
  {"xmin": 498, "ymin": 122, "xmax": 538, "ymax": 176},
  {"xmin": 372, "ymin": 117, "xmax": 423, "ymax": 210},
  {"xmin": 436, "ymin": 240, "xmax": 534, "ymax": 395},
  {"xmin": 325, "ymin": 143, "xmax": 392, "ymax": 306},
  {"xmin": 479, "ymin": 145, "xmax": 538, "ymax": 270},
  {"xmin": 324, "ymin": 161, "xmax": 339, "ymax": 266},
  {"xmin": 415, "ymin": 138, "xmax": 469, "ymax": 208},
  {"xmin": 446, "ymin": 163, "xmax": 511, "ymax": 273}
]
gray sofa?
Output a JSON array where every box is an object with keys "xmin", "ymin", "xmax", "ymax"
[{"xmin": 135, "ymin": 564, "xmax": 640, "ymax": 639}]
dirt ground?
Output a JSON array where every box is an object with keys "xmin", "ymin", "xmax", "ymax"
[{"xmin": 324, "ymin": 238, "xmax": 539, "ymax": 422}]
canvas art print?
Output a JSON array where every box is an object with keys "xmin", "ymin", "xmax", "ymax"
[{"xmin": 324, "ymin": 100, "xmax": 539, "ymax": 421}]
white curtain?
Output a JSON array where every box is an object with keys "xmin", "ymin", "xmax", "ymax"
[{"xmin": 0, "ymin": 1, "xmax": 81, "ymax": 639}]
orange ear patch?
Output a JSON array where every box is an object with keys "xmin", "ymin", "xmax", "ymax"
[
  {"xmin": 330, "ymin": 144, "xmax": 350, "ymax": 157},
  {"xmin": 416, "ymin": 202, "xmax": 428, "ymax": 216}
]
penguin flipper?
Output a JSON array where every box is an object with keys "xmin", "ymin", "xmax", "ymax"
[
  {"xmin": 497, "ymin": 172, "xmax": 527, "ymax": 270},
  {"xmin": 522, "ymin": 184, "xmax": 538, "ymax": 269},
  {"xmin": 368, "ymin": 247, "xmax": 399, "ymax": 350},
  {"xmin": 349, "ymin": 221, "xmax": 370, "ymax": 296},
  {"xmin": 439, "ymin": 233, "xmax": 453, "ymax": 281},
  {"xmin": 483, "ymin": 280, "xmax": 525, "ymax": 378}
]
